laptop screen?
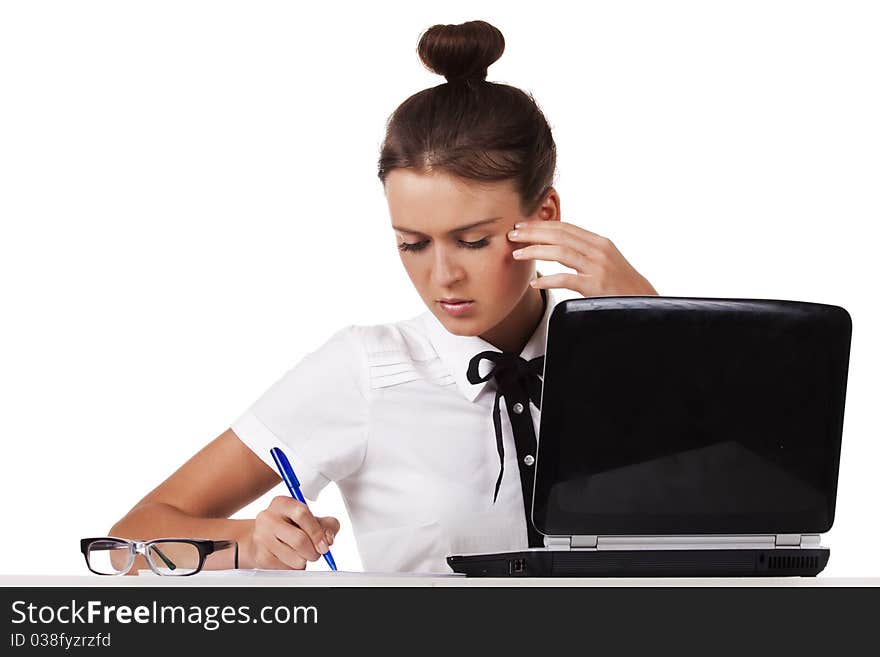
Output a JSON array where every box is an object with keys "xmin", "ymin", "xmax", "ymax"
[{"xmin": 531, "ymin": 297, "xmax": 851, "ymax": 537}]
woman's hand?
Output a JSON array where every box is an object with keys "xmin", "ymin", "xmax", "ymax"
[
  {"xmin": 241, "ymin": 496, "xmax": 339, "ymax": 569},
  {"xmin": 508, "ymin": 220, "xmax": 658, "ymax": 297}
]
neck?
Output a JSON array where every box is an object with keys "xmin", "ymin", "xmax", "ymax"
[{"xmin": 479, "ymin": 285, "xmax": 546, "ymax": 354}]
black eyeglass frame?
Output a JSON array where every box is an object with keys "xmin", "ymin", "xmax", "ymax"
[{"xmin": 80, "ymin": 536, "xmax": 239, "ymax": 576}]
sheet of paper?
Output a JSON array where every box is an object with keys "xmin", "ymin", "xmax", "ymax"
[{"xmin": 138, "ymin": 569, "xmax": 465, "ymax": 577}]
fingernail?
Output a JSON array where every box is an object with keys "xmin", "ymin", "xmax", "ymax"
[
  {"xmin": 325, "ymin": 529, "xmax": 335, "ymax": 545},
  {"xmin": 512, "ymin": 249, "xmax": 523, "ymax": 258},
  {"xmin": 317, "ymin": 539, "xmax": 329, "ymax": 554},
  {"xmin": 530, "ymin": 280, "xmax": 537, "ymax": 287},
  {"xmin": 509, "ymin": 230, "xmax": 518, "ymax": 237},
  {"xmin": 514, "ymin": 222, "xmax": 525, "ymax": 228}
]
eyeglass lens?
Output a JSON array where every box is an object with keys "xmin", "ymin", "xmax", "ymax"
[
  {"xmin": 86, "ymin": 539, "xmax": 133, "ymax": 575},
  {"xmin": 145, "ymin": 541, "xmax": 201, "ymax": 575}
]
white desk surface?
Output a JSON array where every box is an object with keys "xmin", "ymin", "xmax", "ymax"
[{"xmin": 2, "ymin": 574, "xmax": 879, "ymax": 587}]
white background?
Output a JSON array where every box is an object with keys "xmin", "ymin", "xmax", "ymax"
[{"xmin": 1, "ymin": 1, "xmax": 877, "ymax": 576}]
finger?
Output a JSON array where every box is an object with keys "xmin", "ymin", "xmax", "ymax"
[
  {"xmin": 319, "ymin": 516, "xmax": 341, "ymax": 545},
  {"xmin": 274, "ymin": 518, "xmax": 321, "ymax": 562},
  {"xmin": 268, "ymin": 535, "xmax": 309, "ymax": 569},
  {"xmin": 512, "ymin": 244, "xmax": 592, "ymax": 273},
  {"xmin": 530, "ymin": 271, "xmax": 596, "ymax": 295},
  {"xmin": 256, "ymin": 544, "xmax": 302, "ymax": 570},
  {"xmin": 250, "ymin": 518, "xmax": 302, "ymax": 569},
  {"xmin": 509, "ymin": 221, "xmax": 610, "ymax": 254},
  {"xmin": 271, "ymin": 496, "xmax": 330, "ymax": 555}
]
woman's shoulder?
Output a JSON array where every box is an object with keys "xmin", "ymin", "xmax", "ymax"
[
  {"xmin": 344, "ymin": 310, "xmax": 436, "ymax": 362},
  {"xmin": 340, "ymin": 311, "xmax": 448, "ymax": 390}
]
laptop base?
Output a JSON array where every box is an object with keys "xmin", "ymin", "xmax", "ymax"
[{"xmin": 447, "ymin": 548, "xmax": 830, "ymax": 577}]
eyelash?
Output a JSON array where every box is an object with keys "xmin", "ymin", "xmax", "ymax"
[{"xmin": 397, "ymin": 238, "xmax": 490, "ymax": 253}]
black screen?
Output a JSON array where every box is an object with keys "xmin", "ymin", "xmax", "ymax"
[{"xmin": 531, "ymin": 297, "xmax": 851, "ymax": 536}]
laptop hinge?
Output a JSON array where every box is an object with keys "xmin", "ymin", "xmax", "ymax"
[
  {"xmin": 573, "ymin": 535, "xmax": 599, "ymax": 548},
  {"xmin": 543, "ymin": 536, "xmax": 571, "ymax": 550},
  {"xmin": 543, "ymin": 536, "xmax": 598, "ymax": 549},
  {"xmin": 775, "ymin": 534, "xmax": 823, "ymax": 548},
  {"xmin": 775, "ymin": 534, "xmax": 802, "ymax": 547}
]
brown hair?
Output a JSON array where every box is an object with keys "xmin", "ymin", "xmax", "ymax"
[{"xmin": 377, "ymin": 20, "xmax": 557, "ymax": 217}]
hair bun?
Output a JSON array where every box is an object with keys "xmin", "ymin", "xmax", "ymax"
[{"xmin": 417, "ymin": 20, "xmax": 505, "ymax": 83}]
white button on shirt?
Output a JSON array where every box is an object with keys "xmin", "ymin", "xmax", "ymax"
[{"xmin": 231, "ymin": 287, "xmax": 565, "ymax": 573}]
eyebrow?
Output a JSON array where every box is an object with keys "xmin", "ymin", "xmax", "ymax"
[{"xmin": 392, "ymin": 217, "xmax": 502, "ymax": 237}]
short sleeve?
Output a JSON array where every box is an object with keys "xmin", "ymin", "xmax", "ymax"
[{"xmin": 230, "ymin": 325, "xmax": 369, "ymax": 501}]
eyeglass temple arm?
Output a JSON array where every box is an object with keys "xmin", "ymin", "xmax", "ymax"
[
  {"xmin": 209, "ymin": 540, "xmax": 239, "ymax": 569},
  {"xmin": 147, "ymin": 545, "xmax": 178, "ymax": 571}
]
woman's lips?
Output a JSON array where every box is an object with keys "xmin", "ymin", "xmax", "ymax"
[{"xmin": 438, "ymin": 300, "xmax": 475, "ymax": 317}]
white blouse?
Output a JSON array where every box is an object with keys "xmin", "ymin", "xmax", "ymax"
[{"xmin": 231, "ymin": 286, "xmax": 568, "ymax": 573}]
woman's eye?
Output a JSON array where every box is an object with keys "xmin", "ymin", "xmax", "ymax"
[
  {"xmin": 397, "ymin": 238, "xmax": 490, "ymax": 253},
  {"xmin": 397, "ymin": 241, "xmax": 429, "ymax": 252},
  {"xmin": 460, "ymin": 238, "xmax": 490, "ymax": 249}
]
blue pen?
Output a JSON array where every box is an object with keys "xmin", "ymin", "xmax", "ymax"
[{"xmin": 269, "ymin": 447, "xmax": 338, "ymax": 571}]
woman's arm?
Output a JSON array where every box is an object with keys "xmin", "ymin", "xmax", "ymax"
[{"xmin": 109, "ymin": 428, "xmax": 335, "ymax": 573}]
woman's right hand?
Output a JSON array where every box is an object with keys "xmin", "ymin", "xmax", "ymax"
[{"xmin": 243, "ymin": 496, "xmax": 339, "ymax": 569}]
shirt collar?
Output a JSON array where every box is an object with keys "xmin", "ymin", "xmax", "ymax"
[{"xmin": 420, "ymin": 286, "xmax": 562, "ymax": 403}]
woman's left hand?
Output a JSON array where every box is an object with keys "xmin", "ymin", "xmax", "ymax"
[{"xmin": 508, "ymin": 220, "xmax": 659, "ymax": 297}]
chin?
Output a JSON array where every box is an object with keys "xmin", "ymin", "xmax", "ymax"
[{"xmin": 435, "ymin": 311, "xmax": 484, "ymax": 336}]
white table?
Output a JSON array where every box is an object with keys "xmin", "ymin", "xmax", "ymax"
[{"xmin": 2, "ymin": 574, "xmax": 879, "ymax": 587}]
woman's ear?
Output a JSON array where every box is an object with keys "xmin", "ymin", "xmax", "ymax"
[{"xmin": 532, "ymin": 187, "xmax": 561, "ymax": 222}]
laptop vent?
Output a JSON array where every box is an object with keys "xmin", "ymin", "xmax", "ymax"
[{"xmin": 767, "ymin": 555, "xmax": 819, "ymax": 571}]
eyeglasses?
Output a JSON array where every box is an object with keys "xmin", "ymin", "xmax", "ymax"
[{"xmin": 80, "ymin": 537, "xmax": 239, "ymax": 576}]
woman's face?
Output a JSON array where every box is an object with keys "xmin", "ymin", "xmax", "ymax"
[{"xmin": 384, "ymin": 168, "xmax": 554, "ymax": 339}]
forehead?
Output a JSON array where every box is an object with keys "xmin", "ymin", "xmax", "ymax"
[{"xmin": 385, "ymin": 169, "xmax": 518, "ymax": 234}]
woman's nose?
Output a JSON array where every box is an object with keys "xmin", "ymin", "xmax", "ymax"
[{"xmin": 430, "ymin": 246, "xmax": 465, "ymax": 287}]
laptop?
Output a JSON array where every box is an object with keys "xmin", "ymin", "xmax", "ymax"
[{"xmin": 447, "ymin": 296, "xmax": 852, "ymax": 577}]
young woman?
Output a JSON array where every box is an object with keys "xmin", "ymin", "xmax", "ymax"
[{"xmin": 109, "ymin": 20, "xmax": 658, "ymax": 574}]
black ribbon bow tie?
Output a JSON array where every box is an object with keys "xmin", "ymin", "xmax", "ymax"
[{"xmin": 466, "ymin": 351, "xmax": 545, "ymax": 503}]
